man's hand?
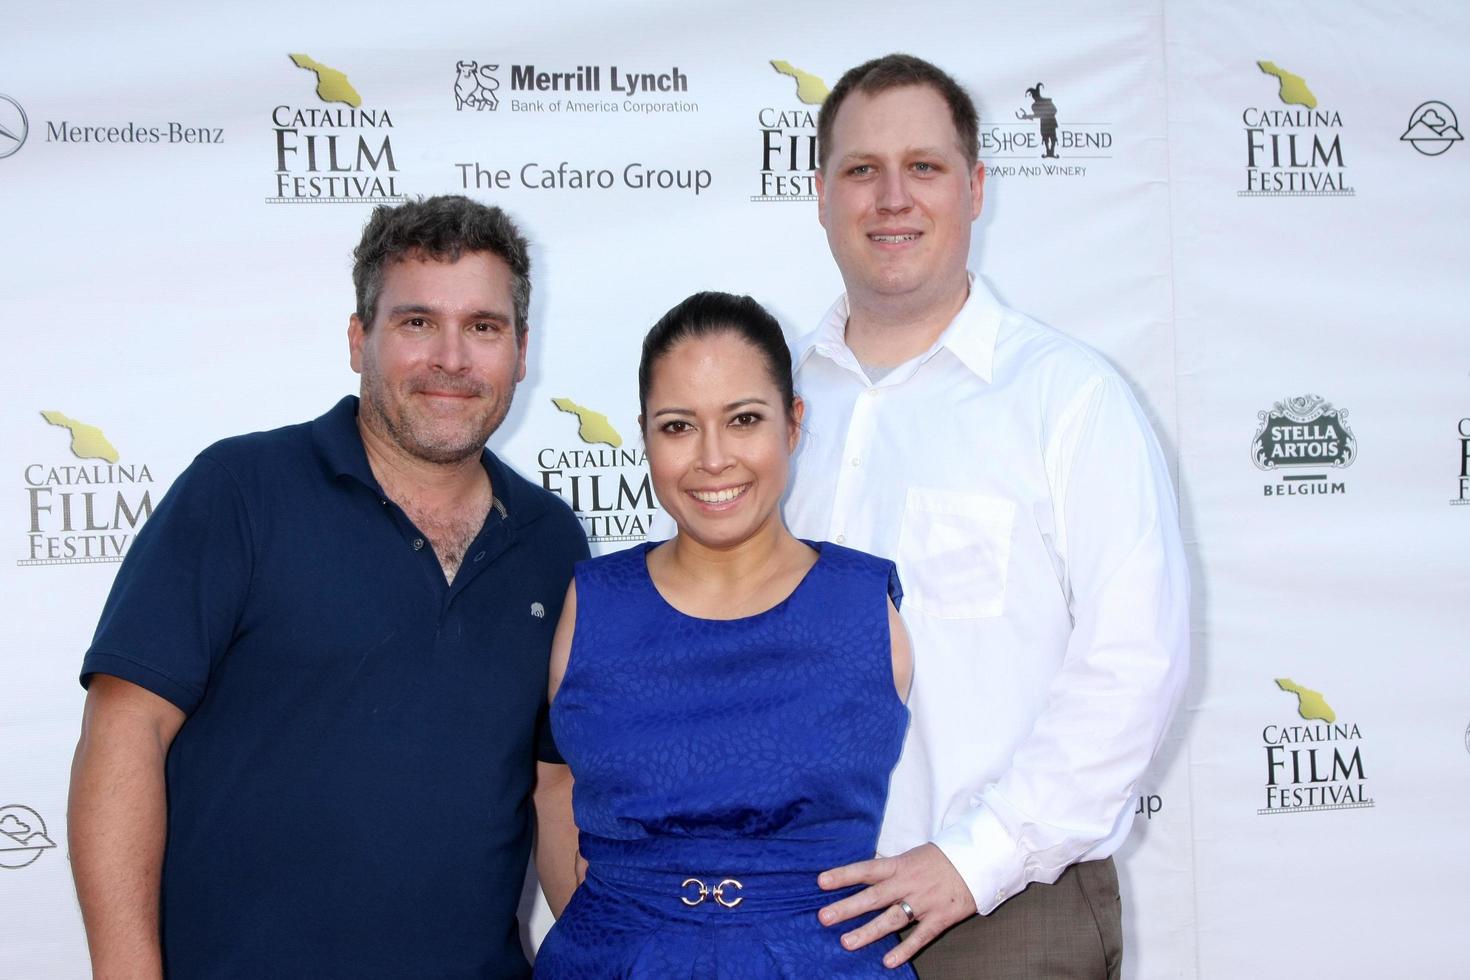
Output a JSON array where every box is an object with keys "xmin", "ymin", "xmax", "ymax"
[{"xmin": 818, "ymin": 843, "xmax": 977, "ymax": 969}]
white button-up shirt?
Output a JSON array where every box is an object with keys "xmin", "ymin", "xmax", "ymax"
[{"xmin": 784, "ymin": 277, "xmax": 1189, "ymax": 913}]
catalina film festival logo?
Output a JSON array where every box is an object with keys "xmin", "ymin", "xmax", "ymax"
[
  {"xmin": 1454, "ymin": 415, "xmax": 1470, "ymax": 506},
  {"xmin": 0, "ymin": 94, "xmax": 29, "ymax": 159},
  {"xmin": 1242, "ymin": 61, "xmax": 1352, "ymax": 197},
  {"xmin": 21, "ymin": 411, "xmax": 155, "ymax": 566},
  {"xmin": 0, "ymin": 804, "xmax": 57, "ymax": 870},
  {"xmin": 1400, "ymin": 101, "xmax": 1462, "ymax": 156},
  {"xmin": 450, "ymin": 58, "xmax": 695, "ymax": 116},
  {"xmin": 982, "ymin": 81, "xmax": 1114, "ymax": 179},
  {"xmin": 538, "ymin": 398, "xmax": 656, "ymax": 544},
  {"xmin": 1252, "ymin": 394, "xmax": 1357, "ymax": 497},
  {"xmin": 270, "ymin": 54, "xmax": 404, "ymax": 204},
  {"xmin": 1261, "ymin": 679, "xmax": 1373, "ymax": 815},
  {"xmin": 753, "ymin": 59, "xmax": 826, "ymax": 202}
]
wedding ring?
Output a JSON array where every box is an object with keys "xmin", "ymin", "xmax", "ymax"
[{"xmin": 898, "ymin": 899, "xmax": 917, "ymax": 922}]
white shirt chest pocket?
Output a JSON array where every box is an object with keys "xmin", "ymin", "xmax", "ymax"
[{"xmin": 897, "ymin": 487, "xmax": 1015, "ymax": 619}]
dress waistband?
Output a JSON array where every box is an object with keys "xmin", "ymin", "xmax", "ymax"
[
  {"xmin": 579, "ymin": 835, "xmax": 861, "ymax": 915},
  {"xmin": 584, "ymin": 863, "xmax": 854, "ymax": 916}
]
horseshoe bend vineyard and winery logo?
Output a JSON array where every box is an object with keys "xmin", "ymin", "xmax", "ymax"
[
  {"xmin": 1252, "ymin": 394, "xmax": 1356, "ymax": 497},
  {"xmin": 983, "ymin": 80, "xmax": 1113, "ymax": 179},
  {"xmin": 1260, "ymin": 679, "xmax": 1373, "ymax": 816},
  {"xmin": 0, "ymin": 804, "xmax": 57, "ymax": 870},
  {"xmin": 537, "ymin": 397, "xmax": 656, "ymax": 544},
  {"xmin": 21, "ymin": 411, "xmax": 156, "ymax": 566}
]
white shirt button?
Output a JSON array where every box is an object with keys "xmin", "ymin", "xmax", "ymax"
[
  {"xmin": 836, "ymin": 534, "xmax": 846, "ymax": 544},
  {"xmin": 850, "ymin": 457, "xmax": 861, "ymax": 467}
]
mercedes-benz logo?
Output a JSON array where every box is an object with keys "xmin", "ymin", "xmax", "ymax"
[{"xmin": 0, "ymin": 95, "xmax": 28, "ymax": 159}]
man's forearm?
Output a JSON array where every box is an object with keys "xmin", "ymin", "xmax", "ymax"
[{"xmin": 68, "ymin": 691, "xmax": 176, "ymax": 979}]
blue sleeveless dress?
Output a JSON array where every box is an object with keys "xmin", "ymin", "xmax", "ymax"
[{"xmin": 536, "ymin": 540, "xmax": 913, "ymax": 978}]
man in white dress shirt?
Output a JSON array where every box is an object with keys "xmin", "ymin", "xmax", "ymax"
[{"xmin": 789, "ymin": 54, "xmax": 1189, "ymax": 978}]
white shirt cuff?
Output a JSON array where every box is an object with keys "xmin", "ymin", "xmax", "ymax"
[{"xmin": 931, "ymin": 805, "xmax": 1029, "ymax": 915}]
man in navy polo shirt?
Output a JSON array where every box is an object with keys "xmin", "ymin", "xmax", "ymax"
[{"xmin": 67, "ymin": 195, "xmax": 587, "ymax": 979}]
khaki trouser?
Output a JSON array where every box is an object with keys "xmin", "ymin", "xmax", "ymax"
[{"xmin": 908, "ymin": 858, "xmax": 1123, "ymax": 980}]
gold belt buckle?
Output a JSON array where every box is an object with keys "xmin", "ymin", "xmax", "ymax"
[
  {"xmin": 679, "ymin": 876, "xmax": 744, "ymax": 908},
  {"xmin": 679, "ymin": 877, "xmax": 709, "ymax": 906}
]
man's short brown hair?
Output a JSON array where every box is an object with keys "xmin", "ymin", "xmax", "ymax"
[
  {"xmin": 817, "ymin": 53, "xmax": 980, "ymax": 171},
  {"xmin": 352, "ymin": 195, "xmax": 531, "ymax": 343}
]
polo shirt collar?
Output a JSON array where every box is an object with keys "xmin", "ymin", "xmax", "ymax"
[
  {"xmin": 313, "ymin": 396, "xmax": 379, "ymax": 487},
  {"xmin": 794, "ymin": 272, "xmax": 1002, "ymax": 383},
  {"xmin": 310, "ymin": 395, "xmax": 547, "ymax": 528}
]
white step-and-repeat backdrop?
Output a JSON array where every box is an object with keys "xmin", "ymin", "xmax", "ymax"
[{"xmin": 3, "ymin": 1, "xmax": 1466, "ymax": 976}]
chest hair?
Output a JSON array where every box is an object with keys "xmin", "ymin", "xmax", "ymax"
[{"xmin": 395, "ymin": 493, "xmax": 491, "ymax": 583}]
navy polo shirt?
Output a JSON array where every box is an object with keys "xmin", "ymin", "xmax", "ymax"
[{"xmin": 82, "ymin": 396, "xmax": 587, "ymax": 979}]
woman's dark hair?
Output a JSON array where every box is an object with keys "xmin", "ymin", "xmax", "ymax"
[{"xmin": 638, "ymin": 291, "xmax": 796, "ymax": 426}]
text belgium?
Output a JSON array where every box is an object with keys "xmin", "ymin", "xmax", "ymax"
[{"xmin": 511, "ymin": 65, "xmax": 687, "ymax": 96}]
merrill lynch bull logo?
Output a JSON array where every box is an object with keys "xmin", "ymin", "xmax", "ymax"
[{"xmin": 455, "ymin": 61, "xmax": 500, "ymax": 111}]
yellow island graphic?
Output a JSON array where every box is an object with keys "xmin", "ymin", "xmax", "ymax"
[
  {"xmin": 1275, "ymin": 678, "xmax": 1336, "ymax": 723},
  {"xmin": 1257, "ymin": 61, "xmax": 1317, "ymax": 109},
  {"xmin": 552, "ymin": 398, "xmax": 623, "ymax": 448},
  {"xmin": 770, "ymin": 60, "xmax": 829, "ymax": 105},
  {"xmin": 40, "ymin": 411, "xmax": 120, "ymax": 463},
  {"xmin": 289, "ymin": 54, "xmax": 362, "ymax": 107}
]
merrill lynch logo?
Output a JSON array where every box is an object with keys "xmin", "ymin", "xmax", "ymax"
[{"xmin": 455, "ymin": 62, "xmax": 501, "ymax": 111}]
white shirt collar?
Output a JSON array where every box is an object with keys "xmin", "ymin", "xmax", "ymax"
[{"xmin": 794, "ymin": 273, "xmax": 1004, "ymax": 384}]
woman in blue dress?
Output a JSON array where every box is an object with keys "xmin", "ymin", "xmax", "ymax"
[{"xmin": 534, "ymin": 292, "xmax": 915, "ymax": 978}]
